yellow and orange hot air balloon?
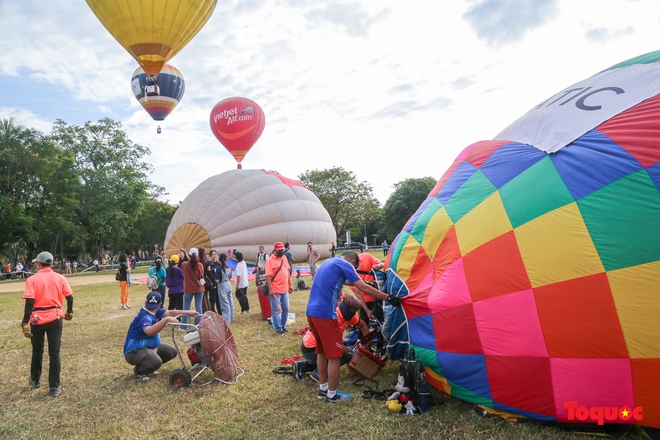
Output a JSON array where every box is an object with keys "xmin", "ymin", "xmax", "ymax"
[{"xmin": 86, "ymin": 0, "xmax": 217, "ymax": 77}]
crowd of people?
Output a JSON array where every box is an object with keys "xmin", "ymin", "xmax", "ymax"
[{"xmin": 20, "ymin": 239, "xmax": 400, "ymax": 403}]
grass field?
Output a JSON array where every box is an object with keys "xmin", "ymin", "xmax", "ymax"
[{"xmin": 0, "ymin": 270, "xmax": 647, "ymax": 439}]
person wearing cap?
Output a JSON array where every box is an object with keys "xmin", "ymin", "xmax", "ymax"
[
  {"xmin": 181, "ymin": 247, "xmax": 205, "ymax": 326},
  {"xmin": 265, "ymin": 242, "xmax": 293, "ymax": 334},
  {"xmin": 148, "ymin": 256, "xmax": 167, "ymax": 296},
  {"xmin": 305, "ymin": 251, "xmax": 401, "ymax": 403},
  {"xmin": 165, "ymin": 255, "xmax": 184, "ymax": 312},
  {"xmin": 124, "ymin": 291, "xmax": 199, "ymax": 381},
  {"xmin": 21, "ymin": 251, "xmax": 74, "ymax": 397}
]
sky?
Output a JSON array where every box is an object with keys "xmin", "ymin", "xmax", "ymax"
[{"xmin": 1, "ymin": 0, "xmax": 659, "ymax": 205}]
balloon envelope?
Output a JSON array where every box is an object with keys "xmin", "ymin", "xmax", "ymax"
[
  {"xmin": 164, "ymin": 169, "xmax": 336, "ymax": 262},
  {"xmin": 86, "ymin": 0, "xmax": 217, "ymax": 77},
  {"xmin": 131, "ymin": 64, "xmax": 185, "ymax": 121},
  {"xmin": 385, "ymin": 50, "xmax": 660, "ymax": 430},
  {"xmin": 209, "ymin": 97, "xmax": 265, "ymax": 163}
]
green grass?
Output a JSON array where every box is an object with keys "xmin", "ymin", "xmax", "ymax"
[{"xmin": 0, "ymin": 276, "xmax": 646, "ymax": 439}]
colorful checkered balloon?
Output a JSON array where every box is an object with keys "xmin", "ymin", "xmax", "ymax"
[{"xmin": 386, "ymin": 50, "xmax": 660, "ymax": 430}]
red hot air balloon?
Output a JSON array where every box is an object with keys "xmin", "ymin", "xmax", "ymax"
[{"xmin": 210, "ymin": 97, "xmax": 265, "ymax": 165}]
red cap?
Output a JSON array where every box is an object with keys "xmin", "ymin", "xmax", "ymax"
[{"xmin": 274, "ymin": 242, "xmax": 285, "ymax": 250}]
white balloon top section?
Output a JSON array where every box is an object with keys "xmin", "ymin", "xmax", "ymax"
[
  {"xmin": 164, "ymin": 169, "xmax": 336, "ymax": 262},
  {"xmin": 495, "ymin": 63, "xmax": 660, "ymax": 153}
]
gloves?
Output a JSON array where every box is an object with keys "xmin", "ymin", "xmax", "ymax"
[
  {"xmin": 387, "ymin": 295, "xmax": 401, "ymax": 307},
  {"xmin": 64, "ymin": 312, "xmax": 74, "ymax": 321},
  {"xmin": 21, "ymin": 323, "xmax": 33, "ymax": 339},
  {"xmin": 405, "ymin": 401, "xmax": 418, "ymax": 416}
]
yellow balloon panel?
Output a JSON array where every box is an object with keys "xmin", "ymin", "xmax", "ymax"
[
  {"xmin": 86, "ymin": 0, "xmax": 217, "ymax": 76},
  {"xmin": 165, "ymin": 222, "xmax": 212, "ymax": 258},
  {"xmin": 608, "ymin": 260, "xmax": 660, "ymax": 359}
]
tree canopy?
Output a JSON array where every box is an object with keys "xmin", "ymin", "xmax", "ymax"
[
  {"xmin": 50, "ymin": 118, "xmax": 154, "ymax": 258},
  {"xmin": 379, "ymin": 176, "xmax": 437, "ymax": 241},
  {"xmin": 1, "ymin": 118, "xmax": 173, "ymax": 264},
  {"xmin": 298, "ymin": 166, "xmax": 380, "ymax": 242}
]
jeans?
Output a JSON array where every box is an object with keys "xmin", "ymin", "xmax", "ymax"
[
  {"xmin": 269, "ymin": 292, "xmax": 289, "ymax": 332},
  {"xmin": 30, "ymin": 318, "xmax": 63, "ymax": 389},
  {"xmin": 124, "ymin": 344, "xmax": 178, "ymax": 375},
  {"xmin": 182, "ymin": 292, "xmax": 203, "ymax": 325},
  {"xmin": 218, "ymin": 281, "xmax": 234, "ymax": 323}
]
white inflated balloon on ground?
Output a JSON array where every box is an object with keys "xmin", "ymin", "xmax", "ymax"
[{"xmin": 164, "ymin": 169, "xmax": 336, "ymax": 262}]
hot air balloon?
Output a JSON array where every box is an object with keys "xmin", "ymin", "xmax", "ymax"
[
  {"xmin": 86, "ymin": 0, "xmax": 217, "ymax": 77},
  {"xmin": 209, "ymin": 97, "xmax": 265, "ymax": 166},
  {"xmin": 383, "ymin": 50, "xmax": 660, "ymax": 433},
  {"xmin": 131, "ymin": 64, "xmax": 185, "ymax": 121},
  {"xmin": 164, "ymin": 169, "xmax": 335, "ymax": 262}
]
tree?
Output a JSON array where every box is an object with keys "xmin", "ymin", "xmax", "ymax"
[
  {"xmin": 379, "ymin": 176, "xmax": 437, "ymax": 241},
  {"xmin": 0, "ymin": 119, "xmax": 78, "ymax": 262},
  {"xmin": 124, "ymin": 199, "xmax": 178, "ymax": 256},
  {"xmin": 51, "ymin": 118, "xmax": 153, "ymax": 259},
  {"xmin": 298, "ymin": 167, "xmax": 380, "ymax": 241}
]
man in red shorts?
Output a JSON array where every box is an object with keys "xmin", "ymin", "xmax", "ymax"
[
  {"xmin": 305, "ymin": 251, "xmax": 400, "ymax": 403},
  {"xmin": 21, "ymin": 251, "xmax": 74, "ymax": 397}
]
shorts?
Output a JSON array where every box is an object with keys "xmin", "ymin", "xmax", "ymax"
[{"xmin": 307, "ymin": 316, "xmax": 344, "ymax": 360}]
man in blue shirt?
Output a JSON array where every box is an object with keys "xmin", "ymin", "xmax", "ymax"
[
  {"xmin": 124, "ymin": 292, "xmax": 199, "ymax": 381},
  {"xmin": 306, "ymin": 251, "xmax": 401, "ymax": 403}
]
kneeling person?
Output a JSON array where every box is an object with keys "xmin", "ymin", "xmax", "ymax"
[
  {"xmin": 294, "ymin": 293, "xmax": 367, "ymax": 381},
  {"xmin": 124, "ymin": 292, "xmax": 199, "ymax": 381}
]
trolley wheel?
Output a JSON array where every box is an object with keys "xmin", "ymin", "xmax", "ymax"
[{"xmin": 169, "ymin": 369, "xmax": 192, "ymax": 387}]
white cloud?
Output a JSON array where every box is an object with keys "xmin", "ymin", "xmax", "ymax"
[
  {"xmin": 0, "ymin": 107, "xmax": 54, "ymax": 133},
  {"xmin": 584, "ymin": 26, "xmax": 636, "ymax": 44},
  {"xmin": 305, "ymin": 3, "xmax": 390, "ymax": 37},
  {"xmin": 462, "ymin": 0, "xmax": 560, "ymax": 47}
]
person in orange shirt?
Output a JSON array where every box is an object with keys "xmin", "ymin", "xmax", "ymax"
[
  {"xmin": 21, "ymin": 251, "xmax": 74, "ymax": 398},
  {"xmin": 265, "ymin": 241, "xmax": 292, "ymax": 335},
  {"xmin": 293, "ymin": 293, "xmax": 367, "ymax": 381},
  {"xmin": 349, "ymin": 252, "xmax": 384, "ymax": 330}
]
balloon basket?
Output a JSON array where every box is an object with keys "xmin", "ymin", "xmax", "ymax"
[{"xmin": 348, "ymin": 343, "xmax": 386, "ymax": 379}]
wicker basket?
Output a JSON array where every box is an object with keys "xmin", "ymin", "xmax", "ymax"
[{"xmin": 348, "ymin": 343, "xmax": 386, "ymax": 379}]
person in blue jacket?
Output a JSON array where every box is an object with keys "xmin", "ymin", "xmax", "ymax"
[{"xmin": 123, "ymin": 292, "xmax": 198, "ymax": 381}]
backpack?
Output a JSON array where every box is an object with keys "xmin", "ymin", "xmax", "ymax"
[
  {"xmin": 146, "ymin": 274, "xmax": 159, "ymax": 290},
  {"xmin": 115, "ymin": 270, "xmax": 121, "ymax": 281}
]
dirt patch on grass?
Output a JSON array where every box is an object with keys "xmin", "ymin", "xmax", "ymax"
[{"xmin": 0, "ymin": 274, "xmax": 117, "ymax": 293}]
